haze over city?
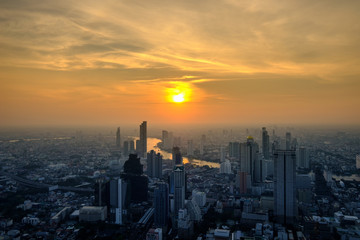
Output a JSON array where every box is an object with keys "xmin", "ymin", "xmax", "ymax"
[{"xmin": 1, "ymin": 1, "xmax": 360, "ymax": 240}]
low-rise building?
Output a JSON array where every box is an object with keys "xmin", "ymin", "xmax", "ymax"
[{"xmin": 79, "ymin": 206, "xmax": 107, "ymax": 222}]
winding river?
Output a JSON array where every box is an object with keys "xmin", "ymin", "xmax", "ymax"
[{"xmin": 147, "ymin": 137, "xmax": 220, "ymax": 168}]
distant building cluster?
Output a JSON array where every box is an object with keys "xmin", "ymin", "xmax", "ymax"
[{"xmin": 1, "ymin": 122, "xmax": 360, "ymax": 240}]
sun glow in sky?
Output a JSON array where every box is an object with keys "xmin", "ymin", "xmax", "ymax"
[
  {"xmin": 166, "ymin": 82, "xmax": 193, "ymax": 104},
  {"xmin": 173, "ymin": 93, "xmax": 185, "ymax": 103},
  {"xmin": 0, "ymin": 0, "xmax": 360, "ymax": 126}
]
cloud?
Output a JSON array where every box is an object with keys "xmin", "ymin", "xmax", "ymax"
[
  {"xmin": 0, "ymin": 0, "xmax": 359, "ymax": 76},
  {"xmin": 0, "ymin": 0, "xmax": 360, "ymax": 125}
]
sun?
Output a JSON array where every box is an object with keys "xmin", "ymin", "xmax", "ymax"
[
  {"xmin": 173, "ymin": 93, "xmax": 185, "ymax": 103},
  {"xmin": 166, "ymin": 82, "xmax": 192, "ymax": 103}
]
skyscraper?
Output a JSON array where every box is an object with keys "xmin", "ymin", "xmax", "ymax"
[
  {"xmin": 240, "ymin": 136, "xmax": 260, "ymax": 183},
  {"xmin": 172, "ymin": 147, "xmax": 183, "ymax": 165},
  {"xmin": 274, "ymin": 150, "xmax": 297, "ymax": 225},
  {"xmin": 239, "ymin": 142, "xmax": 247, "ymax": 170},
  {"xmin": 357, "ymin": 154, "xmax": 360, "ymax": 169},
  {"xmin": 129, "ymin": 140, "xmax": 135, "ymax": 153},
  {"xmin": 94, "ymin": 178, "xmax": 109, "ymax": 207},
  {"xmin": 94, "ymin": 178, "xmax": 126, "ymax": 224},
  {"xmin": 116, "ymin": 127, "xmax": 121, "ymax": 149},
  {"xmin": 136, "ymin": 140, "xmax": 140, "ymax": 154},
  {"xmin": 254, "ymin": 154, "xmax": 263, "ymax": 183},
  {"xmin": 147, "ymin": 150, "xmax": 163, "ymax": 178},
  {"xmin": 139, "ymin": 121, "xmax": 147, "ymax": 158},
  {"xmin": 154, "ymin": 182, "xmax": 169, "ymax": 228},
  {"xmin": 229, "ymin": 142, "xmax": 240, "ymax": 159},
  {"xmin": 123, "ymin": 141, "xmax": 129, "ymax": 157},
  {"xmin": 285, "ymin": 132, "xmax": 291, "ymax": 150},
  {"xmin": 121, "ymin": 154, "xmax": 148, "ymax": 202},
  {"xmin": 297, "ymin": 147, "xmax": 309, "ymax": 169},
  {"xmin": 109, "ymin": 178, "xmax": 127, "ymax": 225},
  {"xmin": 173, "ymin": 165, "xmax": 185, "ymax": 216},
  {"xmin": 237, "ymin": 171, "xmax": 247, "ymax": 194},
  {"xmin": 262, "ymin": 127, "xmax": 270, "ymax": 159}
]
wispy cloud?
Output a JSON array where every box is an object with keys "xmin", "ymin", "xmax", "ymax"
[
  {"xmin": 0, "ymin": 0, "xmax": 360, "ymax": 125},
  {"xmin": 1, "ymin": 0, "xmax": 359, "ymax": 77}
]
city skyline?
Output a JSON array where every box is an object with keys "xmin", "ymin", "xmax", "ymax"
[
  {"xmin": 1, "ymin": 119, "xmax": 360, "ymax": 239},
  {"xmin": 1, "ymin": 0, "xmax": 360, "ymax": 127}
]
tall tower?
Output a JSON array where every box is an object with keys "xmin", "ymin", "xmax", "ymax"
[
  {"xmin": 147, "ymin": 150, "xmax": 163, "ymax": 178},
  {"xmin": 129, "ymin": 140, "xmax": 135, "ymax": 153},
  {"xmin": 262, "ymin": 127, "xmax": 270, "ymax": 159},
  {"xmin": 154, "ymin": 182, "xmax": 169, "ymax": 228},
  {"xmin": 139, "ymin": 121, "xmax": 147, "ymax": 158},
  {"xmin": 172, "ymin": 147, "xmax": 183, "ymax": 165},
  {"xmin": 297, "ymin": 147, "xmax": 309, "ymax": 169},
  {"xmin": 285, "ymin": 132, "xmax": 291, "ymax": 150},
  {"xmin": 109, "ymin": 178, "xmax": 126, "ymax": 225},
  {"xmin": 229, "ymin": 142, "xmax": 240, "ymax": 160},
  {"xmin": 274, "ymin": 150, "xmax": 297, "ymax": 225},
  {"xmin": 241, "ymin": 136, "xmax": 260, "ymax": 183},
  {"xmin": 147, "ymin": 150, "xmax": 154, "ymax": 178},
  {"xmin": 123, "ymin": 141, "xmax": 129, "ymax": 157},
  {"xmin": 173, "ymin": 165, "xmax": 185, "ymax": 216},
  {"xmin": 239, "ymin": 142, "xmax": 247, "ymax": 171},
  {"xmin": 116, "ymin": 127, "xmax": 121, "ymax": 148}
]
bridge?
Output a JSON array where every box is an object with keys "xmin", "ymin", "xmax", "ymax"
[{"xmin": 0, "ymin": 171, "xmax": 93, "ymax": 193}]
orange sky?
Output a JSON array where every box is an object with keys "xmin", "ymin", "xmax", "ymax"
[{"xmin": 0, "ymin": 0, "xmax": 360, "ymax": 127}]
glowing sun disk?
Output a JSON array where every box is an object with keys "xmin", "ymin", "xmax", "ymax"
[
  {"xmin": 165, "ymin": 82, "xmax": 193, "ymax": 103},
  {"xmin": 173, "ymin": 93, "xmax": 185, "ymax": 103}
]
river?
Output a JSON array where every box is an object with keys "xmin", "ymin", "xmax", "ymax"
[
  {"xmin": 147, "ymin": 138, "xmax": 220, "ymax": 168},
  {"xmin": 2, "ymin": 136, "xmax": 220, "ymax": 168}
]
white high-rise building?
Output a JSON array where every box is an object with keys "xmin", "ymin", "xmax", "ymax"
[{"xmin": 274, "ymin": 150, "xmax": 297, "ymax": 225}]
